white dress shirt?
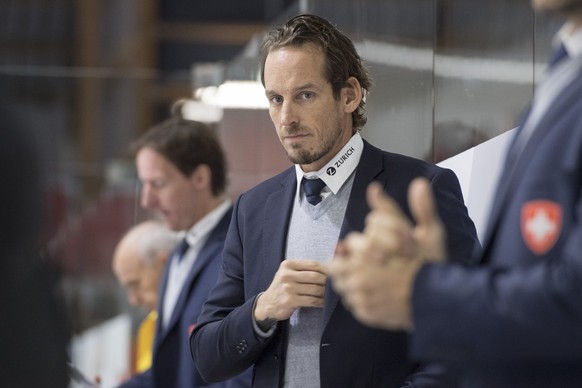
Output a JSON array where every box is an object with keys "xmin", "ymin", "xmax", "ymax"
[
  {"xmin": 161, "ymin": 199, "xmax": 232, "ymax": 329},
  {"xmin": 294, "ymin": 132, "xmax": 364, "ymax": 203}
]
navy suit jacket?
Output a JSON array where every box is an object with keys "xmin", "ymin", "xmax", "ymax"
[
  {"xmin": 411, "ymin": 61, "xmax": 582, "ymax": 387},
  {"xmin": 191, "ymin": 141, "xmax": 479, "ymax": 387},
  {"xmin": 120, "ymin": 207, "xmax": 251, "ymax": 388}
]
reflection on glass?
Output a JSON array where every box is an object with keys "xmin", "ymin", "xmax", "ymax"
[{"xmin": 434, "ymin": 0, "xmax": 535, "ymax": 163}]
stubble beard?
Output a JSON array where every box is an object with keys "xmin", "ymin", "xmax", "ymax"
[
  {"xmin": 285, "ymin": 120, "xmax": 345, "ymax": 166},
  {"xmin": 287, "ymin": 144, "xmax": 327, "ymax": 165}
]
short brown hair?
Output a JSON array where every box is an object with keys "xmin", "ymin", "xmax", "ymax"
[
  {"xmin": 131, "ymin": 116, "xmax": 227, "ymax": 196},
  {"xmin": 260, "ymin": 14, "xmax": 373, "ymax": 131}
]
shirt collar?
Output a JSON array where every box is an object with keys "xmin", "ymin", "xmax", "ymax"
[
  {"xmin": 183, "ymin": 199, "xmax": 231, "ymax": 248},
  {"xmin": 554, "ymin": 22, "xmax": 582, "ymax": 59},
  {"xmin": 294, "ymin": 132, "xmax": 363, "ymax": 198}
]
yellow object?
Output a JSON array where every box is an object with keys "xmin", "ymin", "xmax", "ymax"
[{"xmin": 135, "ymin": 311, "xmax": 157, "ymax": 373}]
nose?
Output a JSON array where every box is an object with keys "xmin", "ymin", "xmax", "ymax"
[
  {"xmin": 279, "ymin": 101, "xmax": 298, "ymax": 128},
  {"xmin": 140, "ymin": 184, "xmax": 155, "ymax": 209}
]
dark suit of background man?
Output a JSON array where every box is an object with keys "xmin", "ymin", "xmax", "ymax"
[
  {"xmin": 191, "ymin": 14, "xmax": 480, "ymax": 388},
  {"xmin": 330, "ymin": 0, "xmax": 582, "ymax": 387},
  {"xmin": 119, "ymin": 112, "xmax": 251, "ymax": 387}
]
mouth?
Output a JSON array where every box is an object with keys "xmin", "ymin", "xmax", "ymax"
[{"xmin": 283, "ymin": 133, "xmax": 309, "ymax": 142}]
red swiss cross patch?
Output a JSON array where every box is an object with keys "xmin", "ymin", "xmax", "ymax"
[{"xmin": 521, "ymin": 200, "xmax": 562, "ymax": 255}]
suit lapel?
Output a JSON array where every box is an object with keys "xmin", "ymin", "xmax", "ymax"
[
  {"xmin": 154, "ymin": 259, "xmax": 172, "ymax": 350},
  {"xmin": 155, "ymin": 209, "xmax": 231, "ymax": 346},
  {"xmin": 164, "ymin": 243, "xmax": 217, "ymax": 333},
  {"xmin": 323, "ymin": 141, "xmax": 384, "ymax": 328},
  {"xmin": 262, "ymin": 170, "xmax": 296, "ymax": 290},
  {"xmin": 482, "ymin": 67, "xmax": 582, "ymax": 251},
  {"xmin": 339, "ymin": 140, "xmax": 385, "ymax": 239}
]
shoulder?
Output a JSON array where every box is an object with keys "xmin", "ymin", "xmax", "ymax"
[
  {"xmin": 363, "ymin": 140, "xmax": 446, "ymax": 178},
  {"xmin": 212, "ymin": 206, "xmax": 234, "ymax": 236}
]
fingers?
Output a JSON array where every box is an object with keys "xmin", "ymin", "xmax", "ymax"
[
  {"xmin": 256, "ymin": 259, "xmax": 329, "ymax": 321},
  {"xmin": 364, "ymin": 179, "xmax": 446, "ymax": 262},
  {"xmin": 330, "ymin": 252, "xmax": 418, "ymax": 330},
  {"xmin": 335, "ymin": 240, "xmax": 348, "ymax": 256},
  {"xmin": 408, "ymin": 178, "xmax": 447, "ymax": 262},
  {"xmin": 342, "ymin": 232, "xmax": 386, "ymax": 263},
  {"xmin": 366, "ymin": 181, "xmax": 403, "ymax": 215},
  {"xmin": 368, "ymin": 178, "xmax": 437, "ymax": 227},
  {"xmin": 280, "ymin": 259, "xmax": 329, "ymax": 281},
  {"xmin": 409, "ymin": 178, "xmax": 438, "ymax": 230},
  {"xmin": 330, "ymin": 233, "xmax": 385, "ymax": 296},
  {"xmin": 365, "ymin": 183, "xmax": 416, "ymax": 259}
]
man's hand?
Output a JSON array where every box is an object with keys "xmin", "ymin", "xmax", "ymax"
[
  {"xmin": 329, "ymin": 178, "xmax": 446, "ymax": 331},
  {"xmin": 254, "ymin": 259, "xmax": 328, "ymax": 323},
  {"xmin": 331, "ymin": 238, "xmax": 421, "ymax": 330},
  {"xmin": 364, "ymin": 179, "xmax": 446, "ymax": 262}
]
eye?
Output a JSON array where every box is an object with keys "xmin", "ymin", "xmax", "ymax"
[
  {"xmin": 299, "ymin": 91, "xmax": 314, "ymax": 100},
  {"xmin": 151, "ymin": 179, "xmax": 166, "ymax": 189},
  {"xmin": 268, "ymin": 95, "xmax": 283, "ymax": 105}
]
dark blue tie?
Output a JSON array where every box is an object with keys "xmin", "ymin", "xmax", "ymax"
[
  {"xmin": 302, "ymin": 178, "xmax": 326, "ymax": 206},
  {"xmin": 174, "ymin": 238, "xmax": 189, "ymax": 262},
  {"xmin": 548, "ymin": 42, "xmax": 568, "ymax": 69}
]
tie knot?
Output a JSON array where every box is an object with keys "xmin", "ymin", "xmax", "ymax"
[
  {"xmin": 174, "ymin": 238, "xmax": 189, "ymax": 262},
  {"xmin": 302, "ymin": 178, "xmax": 326, "ymax": 205},
  {"xmin": 548, "ymin": 43, "xmax": 568, "ymax": 69}
]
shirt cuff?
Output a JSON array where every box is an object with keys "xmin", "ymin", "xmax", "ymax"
[{"xmin": 252, "ymin": 292, "xmax": 277, "ymax": 339}]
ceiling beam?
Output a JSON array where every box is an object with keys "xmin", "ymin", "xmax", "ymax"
[{"xmin": 157, "ymin": 21, "xmax": 265, "ymax": 45}]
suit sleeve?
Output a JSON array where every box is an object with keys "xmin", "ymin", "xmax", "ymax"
[
  {"xmin": 410, "ymin": 191, "xmax": 582, "ymax": 365},
  {"xmin": 190, "ymin": 195, "xmax": 272, "ymax": 383},
  {"xmin": 430, "ymin": 168, "xmax": 481, "ymax": 265},
  {"xmin": 403, "ymin": 168, "xmax": 480, "ymax": 387}
]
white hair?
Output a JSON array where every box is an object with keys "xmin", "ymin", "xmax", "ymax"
[{"xmin": 124, "ymin": 221, "xmax": 181, "ymax": 265}]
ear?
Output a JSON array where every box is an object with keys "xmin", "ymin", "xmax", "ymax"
[
  {"xmin": 342, "ymin": 76, "xmax": 362, "ymax": 114},
  {"xmin": 188, "ymin": 164, "xmax": 212, "ymax": 190}
]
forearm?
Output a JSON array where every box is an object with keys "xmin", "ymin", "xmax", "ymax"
[{"xmin": 411, "ymin": 259, "xmax": 582, "ymax": 365}]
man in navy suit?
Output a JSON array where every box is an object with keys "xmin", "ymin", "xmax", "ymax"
[
  {"xmin": 330, "ymin": 1, "xmax": 582, "ymax": 387},
  {"xmin": 120, "ymin": 112, "xmax": 251, "ymax": 387},
  {"xmin": 190, "ymin": 14, "xmax": 479, "ymax": 387}
]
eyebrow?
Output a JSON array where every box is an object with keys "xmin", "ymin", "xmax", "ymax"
[{"xmin": 265, "ymin": 82, "xmax": 320, "ymax": 96}]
